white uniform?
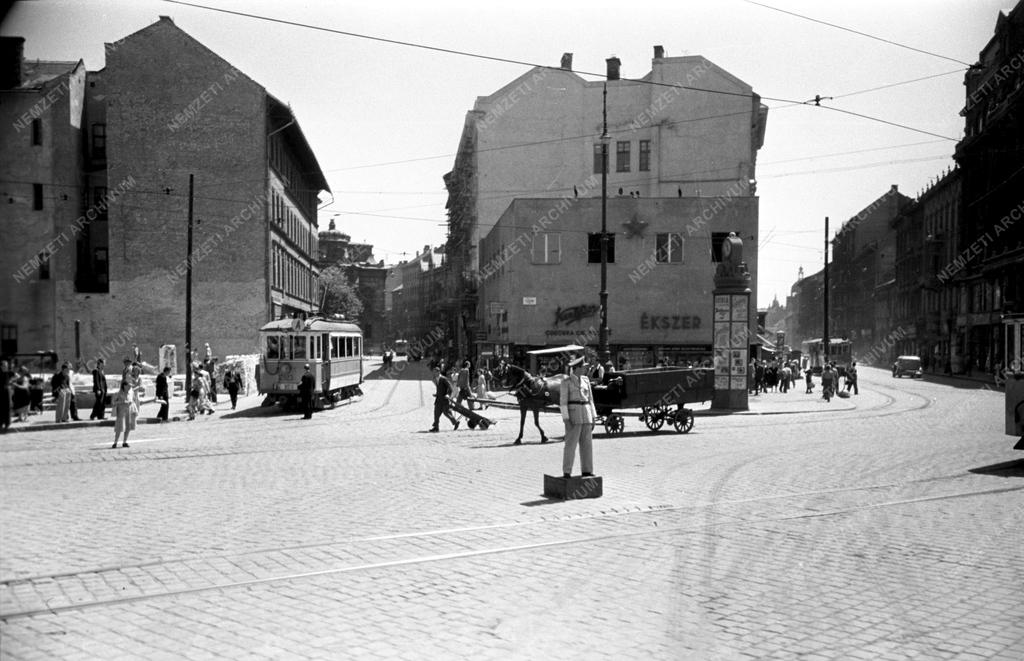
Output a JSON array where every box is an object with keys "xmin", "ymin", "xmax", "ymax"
[{"xmin": 559, "ymin": 373, "xmax": 596, "ymax": 475}]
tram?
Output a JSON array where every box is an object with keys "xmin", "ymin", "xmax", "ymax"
[
  {"xmin": 801, "ymin": 338, "xmax": 853, "ymax": 375},
  {"xmin": 1002, "ymin": 313, "xmax": 1024, "ymax": 449},
  {"xmin": 256, "ymin": 317, "xmax": 363, "ymax": 408}
]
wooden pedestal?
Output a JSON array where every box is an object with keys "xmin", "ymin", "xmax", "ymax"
[{"xmin": 544, "ymin": 474, "xmax": 603, "ymax": 499}]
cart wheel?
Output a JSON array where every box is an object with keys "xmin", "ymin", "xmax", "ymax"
[
  {"xmin": 479, "ymin": 420, "xmax": 490, "ymax": 430},
  {"xmin": 467, "ymin": 419, "xmax": 478, "ymax": 429},
  {"xmin": 673, "ymin": 409, "xmax": 694, "ymax": 433},
  {"xmin": 642, "ymin": 405, "xmax": 667, "ymax": 431},
  {"xmin": 605, "ymin": 414, "xmax": 625, "ymax": 435}
]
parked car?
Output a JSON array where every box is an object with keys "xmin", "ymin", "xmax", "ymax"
[{"xmin": 892, "ymin": 355, "xmax": 923, "ymax": 378}]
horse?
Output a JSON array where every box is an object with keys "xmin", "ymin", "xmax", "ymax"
[{"xmin": 495, "ymin": 363, "xmax": 563, "ymax": 445}]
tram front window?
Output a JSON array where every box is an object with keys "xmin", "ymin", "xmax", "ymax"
[{"xmin": 266, "ymin": 336, "xmax": 279, "ymax": 359}]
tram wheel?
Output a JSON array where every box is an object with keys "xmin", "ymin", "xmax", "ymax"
[{"xmin": 673, "ymin": 409, "xmax": 694, "ymax": 434}]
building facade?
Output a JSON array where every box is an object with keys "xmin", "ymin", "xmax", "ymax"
[
  {"xmin": 829, "ymin": 185, "xmax": 913, "ymax": 358},
  {"xmin": 446, "ymin": 47, "xmax": 768, "ymax": 363},
  {"xmin": 1, "ymin": 18, "xmax": 329, "ymax": 369},
  {"xmin": 0, "ymin": 39, "xmax": 87, "ymax": 357},
  {"xmin": 318, "ymin": 219, "xmax": 387, "ymax": 352},
  {"xmin": 891, "ymin": 168, "xmax": 962, "ymax": 371},
  {"xmin": 953, "ymin": 1, "xmax": 1024, "ymax": 375},
  {"xmin": 477, "ymin": 196, "xmax": 759, "ymax": 368}
]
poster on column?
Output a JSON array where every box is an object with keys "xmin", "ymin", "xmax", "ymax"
[
  {"xmin": 731, "ymin": 295, "xmax": 748, "ymax": 321},
  {"xmin": 714, "ymin": 295, "xmax": 730, "ymax": 322}
]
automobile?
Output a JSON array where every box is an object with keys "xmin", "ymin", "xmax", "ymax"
[{"xmin": 892, "ymin": 355, "xmax": 923, "ymax": 378}]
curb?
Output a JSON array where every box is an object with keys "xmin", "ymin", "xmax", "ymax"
[{"xmin": 9, "ymin": 415, "xmax": 189, "ymax": 433}]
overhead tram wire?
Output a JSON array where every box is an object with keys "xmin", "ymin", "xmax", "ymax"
[
  {"xmin": 740, "ymin": 0, "xmax": 973, "ymax": 67},
  {"xmin": 164, "ymin": 0, "xmax": 956, "ymax": 142},
  {"xmin": 163, "ymin": 0, "xmax": 803, "ymax": 104}
]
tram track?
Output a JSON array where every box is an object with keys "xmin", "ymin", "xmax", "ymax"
[{"xmin": 3, "ymin": 469, "xmax": 1019, "ymax": 622}]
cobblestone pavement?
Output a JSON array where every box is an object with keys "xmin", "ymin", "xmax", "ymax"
[{"xmin": 1, "ymin": 362, "xmax": 1021, "ymax": 659}]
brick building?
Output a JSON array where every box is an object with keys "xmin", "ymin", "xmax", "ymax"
[{"xmin": 1, "ymin": 18, "xmax": 329, "ymax": 369}]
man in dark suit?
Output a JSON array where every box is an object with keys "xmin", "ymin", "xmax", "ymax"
[
  {"xmin": 299, "ymin": 364, "xmax": 316, "ymax": 419},
  {"xmin": 91, "ymin": 358, "xmax": 108, "ymax": 420},
  {"xmin": 156, "ymin": 366, "xmax": 171, "ymax": 421}
]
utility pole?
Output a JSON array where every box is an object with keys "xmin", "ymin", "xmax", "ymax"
[
  {"xmin": 185, "ymin": 174, "xmax": 194, "ymax": 396},
  {"xmin": 598, "ymin": 82, "xmax": 611, "ymax": 370},
  {"xmin": 823, "ymin": 216, "xmax": 829, "ymax": 368}
]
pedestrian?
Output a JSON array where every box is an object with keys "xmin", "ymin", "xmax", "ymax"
[
  {"xmin": 121, "ymin": 358, "xmax": 132, "ymax": 384},
  {"xmin": 0, "ymin": 360, "xmax": 12, "ymax": 432},
  {"xmin": 754, "ymin": 361, "xmax": 765, "ymax": 395},
  {"xmin": 206, "ymin": 358, "xmax": 218, "ymax": 404},
  {"xmin": 195, "ymin": 367, "xmax": 214, "ymax": 415},
  {"xmin": 187, "ymin": 368, "xmax": 201, "ymax": 420},
  {"xmin": 110, "ymin": 380, "xmax": 138, "ymax": 448},
  {"xmin": 224, "ymin": 369, "xmax": 242, "ymax": 410},
  {"xmin": 52, "ymin": 363, "xmax": 75, "ymax": 422},
  {"xmin": 429, "ymin": 365, "xmax": 458, "ymax": 432},
  {"xmin": 455, "ymin": 360, "xmax": 473, "ymax": 410},
  {"xmin": 560, "ymin": 356, "xmax": 596, "ymax": 479},
  {"xmin": 10, "ymin": 367, "xmax": 31, "ymax": 422},
  {"xmin": 845, "ymin": 362, "xmax": 859, "ymax": 395},
  {"xmin": 780, "ymin": 364, "xmax": 791, "ymax": 393},
  {"xmin": 299, "ymin": 363, "xmax": 316, "ymax": 419},
  {"xmin": 91, "ymin": 358, "xmax": 108, "ymax": 420},
  {"xmin": 586, "ymin": 349, "xmax": 605, "ymax": 383},
  {"xmin": 821, "ymin": 363, "xmax": 837, "ymax": 402},
  {"xmin": 475, "ymin": 367, "xmax": 490, "ymax": 408},
  {"xmin": 156, "ymin": 366, "xmax": 171, "ymax": 421}
]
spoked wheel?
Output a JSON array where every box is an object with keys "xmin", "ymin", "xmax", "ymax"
[
  {"xmin": 641, "ymin": 405, "xmax": 667, "ymax": 431},
  {"xmin": 467, "ymin": 419, "xmax": 478, "ymax": 429},
  {"xmin": 604, "ymin": 413, "xmax": 625, "ymax": 435},
  {"xmin": 673, "ymin": 408, "xmax": 694, "ymax": 433}
]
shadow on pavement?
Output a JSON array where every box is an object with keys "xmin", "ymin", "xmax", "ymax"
[
  {"xmin": 968, "ymin": 458, "xmax": 1024, "ymax": 478},
  {"xmin": 364, "ymin": 360, "xmax": 432, "ymax": 381},
  {"xmin": 520, "ymin": 498, "xmax": 566, "ymax": 507}
]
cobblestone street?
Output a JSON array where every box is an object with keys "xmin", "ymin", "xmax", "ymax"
[{"xmin": 1, "ymin": 362, "xmax": 1022, "ymax": 660}]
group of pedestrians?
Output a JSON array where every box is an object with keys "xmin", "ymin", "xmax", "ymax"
[
  {"xmin": 0, "ymin": 361, "xmax": 37, "ymax": 431},
  {"xmin": 750, "ymin": 359, "xmax": 802, "ymax": 395}
]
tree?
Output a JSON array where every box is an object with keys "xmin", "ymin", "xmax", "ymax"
[{"xmin": 319, "ymin": 266, "xmax": 363, "ymax": 320}]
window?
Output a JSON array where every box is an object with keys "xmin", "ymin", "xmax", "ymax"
[
  {"xmin": 1, "ymin": 325, "xmax": 16, "ymax": 356},
  {"xmin": 331, "ymin": 336, "xmax": 339, "ymax": 358},
  {"xmin": 616, "ymin": 141, "xmax": 630, "ymax": 172},
  {"xmin": 587, "ymin": 233, "xmax": 616, "ymax": 263},
  {"xmin": 92, "ymin": 124, "xmax": 106, "ymax": 160},
  {"xmin": 33, "ymin": 183, "xmax": 43, "ymax": 210},
  {"xmin": 592, "ymin": 143, "xmax": 608, "ymax": 174},
  {"xmin": 532, "ymin": 232, "xmax": 561, "ymax": 264},
  {"xmin": 292, "ymin": 335, "xmax": 307, "ymax": 359},
  {"xmin": 31, "ymin": 119, "xmax": 42, "ymax": 146},
  {"xmin": 639, "ymin": 140, "xmax": 651, "ymax": 171},
  {"xmin": 38, "ymin": 251, "xmax": 50, "ymax": 279},
  {"xmin": 345, "ymin": 337, "xmax": 353, "ymax": 357},
  {"xmin": 266, "ymin": 336, "xmax": 280, "ymax": 359},
  {"xmin": 656, "ymin": 233, "xmax": 684, "ymax": 263}
]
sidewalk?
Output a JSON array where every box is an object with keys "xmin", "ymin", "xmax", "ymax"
[
  {"xmin": 693, "ymin": 387, "xmax": 858, "ymax": 416},
  {"xmin": 5, "ymin": 394, "xmax": 265, "ymax": 433}
]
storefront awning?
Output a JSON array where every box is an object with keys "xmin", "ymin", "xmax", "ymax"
[{"xmin": 527, "ymin": 344, "xmax": 585, "ymax": 355}]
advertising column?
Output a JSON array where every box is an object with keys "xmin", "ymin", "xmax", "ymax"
[{"xmin": 712, "ymin": 233, "xmax": 752, "ymax": 411}]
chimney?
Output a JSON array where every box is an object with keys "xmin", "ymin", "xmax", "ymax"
[
  {"xmin": 560, "ymin": 52, "xmax": 573, "ymax": 71},
  {"xmin": 0, "ymin": 36, "xmax": 25, "ymax": 90},
  {"xmin": 606, "ymin": 56, "xmax": 621, "ymax": 81},
  {"xmin": 653, "ymin": 45, "xmax": 665, "ymax": 59}
]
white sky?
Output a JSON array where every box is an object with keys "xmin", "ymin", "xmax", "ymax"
[{"xmin": 2, "ymin": 0, "xmax": 1013, "ymax": 307}]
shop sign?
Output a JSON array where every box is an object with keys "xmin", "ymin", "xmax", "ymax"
[
  {"xmin": 554, "ymin": 304, "xmax": 599, "ymax": 326},
  {"xmin": 640, "ymin": 313, "xmax": 702, "ymax": 330}
]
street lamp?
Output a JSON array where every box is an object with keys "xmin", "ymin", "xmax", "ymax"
[{"xmin": 598, "ymin": 82, "xmax": 612, "ymax": 370}]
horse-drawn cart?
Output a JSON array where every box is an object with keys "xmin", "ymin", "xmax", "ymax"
[{"xmin": 594, "ymin": 367, "xmax": 714, "ymax": 434}]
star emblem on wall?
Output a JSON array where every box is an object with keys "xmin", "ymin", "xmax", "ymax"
[{"xmin": 622, "ymin": 214, "xmax": 648, "ymax": 238}]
